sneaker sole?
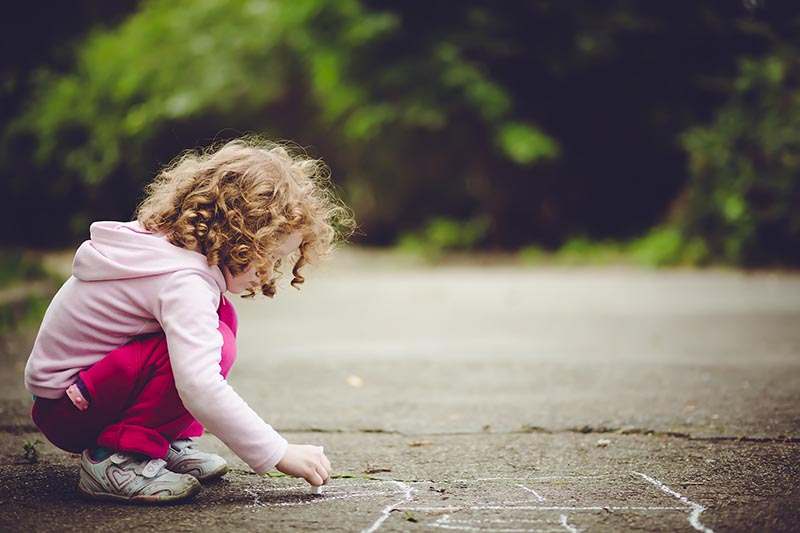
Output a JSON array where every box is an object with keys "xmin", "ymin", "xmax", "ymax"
[
  {"xmin": 197, "ymin": 463, "xmax": 229, "ymax": 482},
  {"xmin": 77, "ymin": 478, "xmax": 202, "ymax": 505}
]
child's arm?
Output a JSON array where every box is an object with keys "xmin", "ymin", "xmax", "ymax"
[{"xmin": 154, "ymin": 271, "xmax": 288, "ymax": 475}]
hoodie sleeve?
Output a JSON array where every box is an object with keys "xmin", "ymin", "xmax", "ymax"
[{"xmin": 154, "ymin": 270, "xmax": 288, "ymax": 474}]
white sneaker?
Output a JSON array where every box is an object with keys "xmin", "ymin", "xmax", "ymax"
[
  {"xmin": 165, "ymin": 439, "xmax": 228, "ymax": 481},
  {"xmin": 78, "ymin": 450, "xmax": 201, "ymax": 504}
]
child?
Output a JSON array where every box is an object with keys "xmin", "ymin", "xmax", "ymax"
[{"xmin": 23, "ymin": 136, "xmax": 356, "ymax": 503}]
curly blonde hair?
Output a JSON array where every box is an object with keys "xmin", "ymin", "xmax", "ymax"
[{"xmin": 135, "ymin": 135, "xmax": 357, "ymax": 298}]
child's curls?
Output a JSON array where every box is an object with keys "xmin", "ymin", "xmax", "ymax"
[{"xmin": 135, "ymin": 135, "xmax": 357, "ymax": 298}]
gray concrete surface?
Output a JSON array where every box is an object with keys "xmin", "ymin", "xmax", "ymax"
[{"xmin": 1, "ymin": 249, "xmax": 799, "ymax": 532}]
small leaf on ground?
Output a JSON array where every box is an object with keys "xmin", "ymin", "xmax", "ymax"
[{"xmin": 364, "ymin": 466, "xmax": 392, "ymax": 474}]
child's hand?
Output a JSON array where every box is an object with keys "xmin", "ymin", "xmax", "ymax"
[{"xmin": 275, "ymin": 444, "xmax": 332, "ymax": 486}]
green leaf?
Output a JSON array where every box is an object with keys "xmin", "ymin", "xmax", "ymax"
[{"xmin": 496, "ymin": 122, "xmax": 560, "ymax": 165}]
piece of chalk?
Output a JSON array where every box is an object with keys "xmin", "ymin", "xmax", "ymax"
[{"xmin": 310, "ymin": 485, "xmax": 323, "ymax": 495}]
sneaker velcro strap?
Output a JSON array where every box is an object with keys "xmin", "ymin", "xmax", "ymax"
[
  {"xmin": 110, "ymin": 453, "xmax": 128, "ymax": 465},
  {"xmin": 142, "ymin": 458, "xmax": 167, "ymax": 478}
]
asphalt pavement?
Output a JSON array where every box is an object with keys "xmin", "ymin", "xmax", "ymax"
[{"xmin": 1, "ymin": 249, "xmax": 798, "ymax": 532}]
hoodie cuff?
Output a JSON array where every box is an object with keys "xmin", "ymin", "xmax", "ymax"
[{"xmin": 252, "ymin": 436, "xmax": 289, "ymax": 475}]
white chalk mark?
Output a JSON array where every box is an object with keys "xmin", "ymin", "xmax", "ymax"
[
  {"xmin": 516, "ymin": 484, "xmax": 546, "ymax": 502},
  {"xmin": 254, "ymin": 473, "xmax": 714, "ymax": 532},
  {"xmin": 244, "ymin": 488, "xmax": 267, "ymax": 508},
  {"xmin": 559, "ymin": 514, "xmax": 579, "ymax": 533},
  {"xmin": 432, "ymin": 523, "xmax": 552, "ymax": 532},
  {"xmin": 442, "ymin": 517, "xmax": 555, "ymax": 524},
  {"xmin": 431, "ymin": 514, "xmax": 564, "ymax": 532},
  {"xmin": 633, "ymin": 471, "xmax": 713, "ymax": 533},
  {"xmin": 244, "ymin": 480, "xmax": 405, "ymax": 508},
  {"xmin": 254, "ymin": 490, "xmax": 395, "ymax": 507},
  {"xmin": 361, "ymin": 480, "xmax": 415, "ymax": 533},
  {"xmin": 451, "ymin": 476, "xmax": 602, "ymax": 482},
  {"xmin": 400, "ymin": 505, "xmax": 687, "ymax": 512}
]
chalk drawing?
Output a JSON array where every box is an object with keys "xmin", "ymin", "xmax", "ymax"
[
  {"xmin": 245, "ymin": 471, "xmax": 712, "ymax": 532},
  {"xmin": 430, "ymin": 514, "xmax": 568, "ymax": 532},
  {"xmin": 403, "ymin": 505, "xmax": 686, "ymax": 512},
  {"xmin": 392, "ymin": 472, "xmax": 712, "ymax": 533},
  {"xmin": 452, "ymin": 476, "xmax": 604, "ymax": 483},
  {"xmin": 633, "ymin": 471, "xmax": 713, "ymax": 533},
  {"xmin": 516, "ymin": 484, "xmax": 546, "ymax": 502},
  {"xmin": 361, "ymin": 480, "xmax": 415, "ymax": 533},
  {"xmin": 244, "ymin": 481, "xmax": 403, "ymax": 508},
  {"xmin": 559, "ymin": 514, "xmax": 579, "ymax": 533}
]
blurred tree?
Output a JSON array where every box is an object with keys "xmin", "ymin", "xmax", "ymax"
[
  {"xmin": 1, "ymin": 0, "xmax": 798, "ymax": 266},
  {"xmin": 0, "ymin": 0, "xmax": 140, "ymax": 246},
  {"xmin": 680, "ymin": 44, "xmax": 800, "ymax": 265}
]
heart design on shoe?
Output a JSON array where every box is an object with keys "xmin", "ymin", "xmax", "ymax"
[{"xmin": 108, "ymin": 466, "xmax": 136, "ymax": 490}]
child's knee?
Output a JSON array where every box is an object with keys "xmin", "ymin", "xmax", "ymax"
[{"xmin": 31, "ymin": 397, "xmax": 95, "ymax": 454}]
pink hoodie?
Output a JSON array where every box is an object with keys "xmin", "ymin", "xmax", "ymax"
[{"xmin": 24, "ymin": 220, "xmax": 288, "ymax": 474}]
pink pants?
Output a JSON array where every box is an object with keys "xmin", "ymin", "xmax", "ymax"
[{"xmin": 31, "ymin": 295, "xmax": 238, "ymax": 460}]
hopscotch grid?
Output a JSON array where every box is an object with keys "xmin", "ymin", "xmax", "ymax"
[
  {"xmin": 246, "ymin": 472, "xmax": 713, "ymax": 533},
  {"xmin": 388, "ymin": 472, "xmax": 713, "ymax": 532}
]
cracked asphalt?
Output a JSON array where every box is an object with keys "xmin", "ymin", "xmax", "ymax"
[{"xmin": 1, "ymin": 249, "xmax": 799, "ymax": 532}]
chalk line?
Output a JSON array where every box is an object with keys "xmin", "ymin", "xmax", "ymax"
[
  {"xmin": 244, "ymin": 488, "xmax": 264, "ymax": 508},
  {"xmin": 517, "ymin": 484, "xmax": 546, "ymax": 502},
  {"xmin": 400, "ymin": 505, "xmax": 687, "ymax": 512},
  {"xmin": 431, "ymin": 514, "xmax": 565, "ymax": 532},
  {"xmin": 361, "ymin": 480, "xmax": 415, "ymax": 533},
  {"xmin": 633, "ymin": 471, "xmax": 713, "ymax": 533},
  {"xmin": 264, "ymin": 491, "xmax": 394, "ymax": 507},
  {"xmin": 451, "ymin": 476, "xmax": 603, "ymax": 483},
  {"xmin": 438, "ymin": 517, "xmax": 555, "ymax": 524},
  {"xmin": 245, "ymin": 479, "xmax": 406, "ymax": 508},
  {"xmin": 559, "ymin": 514, "xmax": 579, "ymax": 533}
]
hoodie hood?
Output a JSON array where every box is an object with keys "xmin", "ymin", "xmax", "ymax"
[{"xmin": 72, "ymin": 220, "xmax": 227, "ymax": 292}]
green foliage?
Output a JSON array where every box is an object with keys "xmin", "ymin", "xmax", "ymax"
[
  {"xmin": 0, "ymin": 250, "xmax": 61, "ymax": 335},
  {"xmin": 519, "ymin": 226, "xmax": 709, "ymax": 268},
  {"xmin": 397, "ymin": 215, "xmax": 490, "ymax": 262},
  {"xmin": 22, "ymin": 439, "xmax": 43, "ymax": 464},
  {"xmin": 628, "ymin": 227, "xmax": 709, "ymax": 267},
  {"xmin": 679, "ymin": 49, "xmax": 800, "ymax": 265},
  {"xmin": 0, "ymin": 251, "xmax": 48, "ymax": 289},
  {"xmin": 7, "ymin": 0, "xmax": 558, "ymax": 182},
  {"xmin": 519, "ymin": 237, "xmax": 626, "ymax": 267},
  {"xmin": 558, "ymin": 237, "xmax": 626, "ymax": 266},
  {"xmin": 497, "ymin": 122, "xmax": 560, "ymax": 165},
  {"xmin": 2, "ymin": 1, "xmax": 798, "ymax": 267},
  {"xmin": 0, "ymin": 293, "xmax": 52, "ymax": 336},
  {"xmin": 1, "ymin": 0, "xmax": 560, "ymax": 246}
]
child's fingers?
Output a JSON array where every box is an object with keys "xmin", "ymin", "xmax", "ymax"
[
  {"xmin": 321, "ymin": 454, "xmax": 331, "ymax": 473},
  {"xmin": 315, "ymin": 463, "xmax": 330, "ymax": 484},
  {"xmin": 306, "ymin": 468, "xmax": 324, "ymax": 487},
  {"xmin": 316, "ymin": 446, "xmax": 332, "ymax": 480}
]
